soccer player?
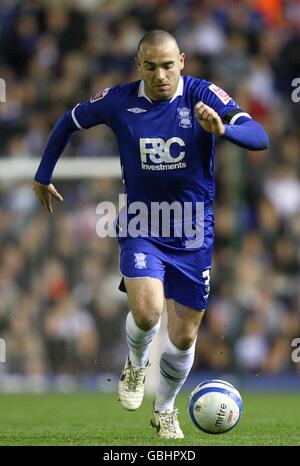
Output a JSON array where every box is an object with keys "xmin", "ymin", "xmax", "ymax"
[{"xmin": 33, "ymin": 30, "xmax": 269, "ymax": 439}]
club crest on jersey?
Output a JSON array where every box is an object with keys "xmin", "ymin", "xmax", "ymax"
[
  {"xmin": 90, "ymin": 87, "xmax": 110, "ymax": 103},
  {"xmin": 134, "ymin": 253, "xmax": 147, "ymax": 269},
  {"xmin": 177, "ymin": 107, "xmax": 192, "ymax": 128}
]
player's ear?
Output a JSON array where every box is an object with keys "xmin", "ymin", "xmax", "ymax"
[
  {"xmin": 135, "ymin": 56, "xmax": 142, "ymax": 77},
  {"xmin": 179, "ymin": 52, "xmax": 185, "ymax": 70},
  {"xmin": 135, "ymin": 57, "xmax": 142, "ymax": 79}
]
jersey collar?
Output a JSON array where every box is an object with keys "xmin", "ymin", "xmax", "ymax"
[{"xmin": 138, "ymin": 76, "xmax": 184, "ymax": 103}]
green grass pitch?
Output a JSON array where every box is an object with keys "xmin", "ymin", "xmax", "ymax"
[{"xmin": 0, "ymin": 392, "xmax": 299, "ymax": 446}]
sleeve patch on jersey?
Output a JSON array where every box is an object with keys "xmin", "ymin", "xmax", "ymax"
[
  {"xmin": 208, "ymin": 84, "xmax": 232, "ymax": 105},
  {"xmin": 90, "ymin": 87, "xmax": 110, "ymax": 103}
]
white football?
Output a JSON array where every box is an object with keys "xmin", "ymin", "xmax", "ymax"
[{"xmin": 188, "ymin": 379, "xmax": 243, "ymax": 434}]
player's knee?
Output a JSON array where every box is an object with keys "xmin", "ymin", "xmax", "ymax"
[
  {"xmin": 172, "ymin": 335, "xmax": 196, "ymax": 351},
  {"xmin": 133, "ymin": 306, "xmax": 162, "ymax": 331}
]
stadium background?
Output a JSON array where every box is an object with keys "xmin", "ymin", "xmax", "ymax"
[{"xmin": 0, "ymin": 0, "xmax": 299, "ymax": 394}]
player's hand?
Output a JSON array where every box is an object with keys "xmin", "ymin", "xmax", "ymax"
[
  {"xmin": 195, "ymin": 102, "xmax": 225, "ymax": 136},
  {"xmin": 33, "ymin": 181, "xmax": 63, "ymax": 213}
]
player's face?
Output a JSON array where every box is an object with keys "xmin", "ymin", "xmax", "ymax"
[{"xmin": 137, "ymin": 41, "xmax": 185, "ymax": 101}]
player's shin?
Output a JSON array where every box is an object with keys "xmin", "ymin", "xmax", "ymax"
[
  {"xmin": 155, "ymin": 335, "xmax": 197, "ymax": 412},
  {"xmin": 126, "ymin": 311, "xmax": 161, "ymax": 367}
]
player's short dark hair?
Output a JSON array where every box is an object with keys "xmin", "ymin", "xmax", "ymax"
[{"xmin": 137, "ymin": 30, "xmax": 179, "ymax": 56}]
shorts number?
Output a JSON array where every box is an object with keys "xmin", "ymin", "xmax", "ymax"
[
  {"xmin": 202, "ymin": 269, "xmax": 210, "ymax": 286},
  {"xmin": 202, "ymin": 269, "xmax": 210, "ymax": 299}
]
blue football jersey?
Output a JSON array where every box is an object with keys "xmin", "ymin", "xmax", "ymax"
[{"xmin": 71, "ymin": 76, "xmax": 244, "ymax": 250}]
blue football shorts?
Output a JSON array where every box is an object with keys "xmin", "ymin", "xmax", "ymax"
[{"xmin": 118, "ymin": 227, "xmax": 214, "ymax": 311}]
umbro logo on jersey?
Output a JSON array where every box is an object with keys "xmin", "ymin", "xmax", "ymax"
[{"xmin": 127, "ymin": 107, "xmax": 147, "ymax": 113}]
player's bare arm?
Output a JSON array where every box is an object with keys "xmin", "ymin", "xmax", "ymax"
[
  {"xmin": 194, "ymin": 101, "xmax": 225, "ymax": 136},
  {"xmin": 33, "ymin": 180, "xmax": 63, "ymax": 214}
]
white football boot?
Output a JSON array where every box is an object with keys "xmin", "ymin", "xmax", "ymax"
[
  {"xmin": 118, "ymin": 356, "xmax": 150, "ymax": 411},
  {"xmin": 150, "ymin": 402, "xmax": 184, "ymax": 439}
]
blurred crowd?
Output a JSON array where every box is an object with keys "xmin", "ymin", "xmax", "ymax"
[{"xmin": 0, "ymin": 0, "xmax": 300, "ymax": 382}]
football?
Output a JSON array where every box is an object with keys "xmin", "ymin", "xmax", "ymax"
[{"xmin": 188, "ymin": 379, "xmax": 243, "ymax": 434}]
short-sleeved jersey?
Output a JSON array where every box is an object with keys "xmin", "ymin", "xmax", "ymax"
[{"xmin": 72, "ymin": 75, "xmax": 243, "ymax": 250}]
